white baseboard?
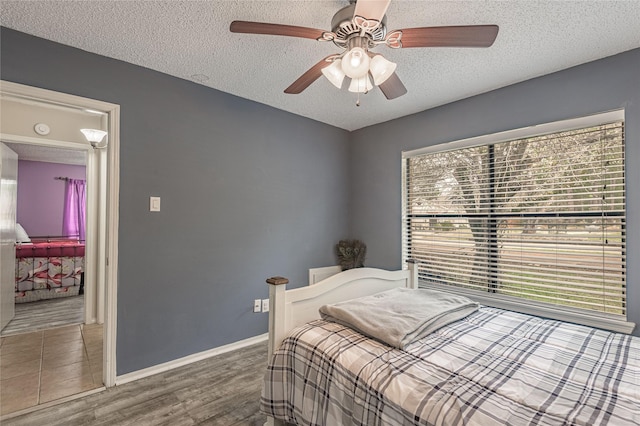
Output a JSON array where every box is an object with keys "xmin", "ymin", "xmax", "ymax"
[
  {"xmin": 115, "ymin": 333, "xmax": 268, "ymax": 386},
  {"xmin": 308, "ymin": 265, "xmax": 341, "ymax": 285}
]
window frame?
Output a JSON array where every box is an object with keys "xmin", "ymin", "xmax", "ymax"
[{"xmin": 402, "ymin": 109, "xmax": 634, "ymax": 334}]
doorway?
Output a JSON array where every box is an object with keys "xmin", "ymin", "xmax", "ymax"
[
  {"xmin": 2, "ymin": 143, "xmax": 88, "ymax": 335},
  {"xmin": 0, "ymin": 81, "xmax": 119, "ymax": 415}
]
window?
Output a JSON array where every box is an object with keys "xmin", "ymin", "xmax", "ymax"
[{"xmin": 402, "ymin": 111, "xmax": 629, "ymax": 332}]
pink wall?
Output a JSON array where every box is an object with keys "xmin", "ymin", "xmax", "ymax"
[{"xmin": 17, "ymin": 160, "xmax": 86, "ymax": 238}]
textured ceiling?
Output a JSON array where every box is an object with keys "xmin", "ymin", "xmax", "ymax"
[
  {"xmin": 4, "ymin": 143, "xmax": 86, "ymax": 166},
  {"xmin": 1, "ymin": 1, "xmax": 639, "ymax": 131}
]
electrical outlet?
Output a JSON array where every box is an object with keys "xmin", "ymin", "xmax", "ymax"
[
  {"xmin": 253, "ymin": 299, "xmax": 261, "ymax": 313},
  {"xmin": 262, "ymin": 298, "xmax": 269, "ymax": 313}
]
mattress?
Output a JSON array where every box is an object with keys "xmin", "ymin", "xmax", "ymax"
[
  {"xmin": 15, "ymin": 241, "xmax": 85, "ymax": 303},
  {"xmin": 261, "ymin": 306, "xmax": 640, "ymax": 425}
]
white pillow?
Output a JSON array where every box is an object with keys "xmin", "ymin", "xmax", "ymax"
[{"xmin": 16, "ymin": 223, "xmax": 31, "ymax": 243}]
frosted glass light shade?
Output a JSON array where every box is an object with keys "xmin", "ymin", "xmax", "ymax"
[
  {"xmin": 341, "ymin": 47, "xmax": 371, "ymax": 79},
  {"xmin": 321, "ymin": 59, "xmax": 345, "ymax": 89},
  {"xmin": 369, "ymin": 55, "xmax": 397, "ymax": 86},
  {"xmin": 348, "ymin": 75, "xmax": 373, "ymax": 93},
  {"xmin": 80, "ymin": 128, "xmax": 108, "ymax": 143}
]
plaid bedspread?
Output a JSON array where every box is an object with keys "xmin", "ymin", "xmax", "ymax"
[{"xmin": 260, "ymin": 307, "xmax": 639, "ymax": 425}]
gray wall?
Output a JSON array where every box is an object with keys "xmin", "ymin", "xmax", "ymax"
[
  {"xmin": 1, "ymin": 27, "xmax": 351, "ymax": 373},
  {"xmin": 350, "ymin": 47, "xmax": 640, "ymax": 336}
]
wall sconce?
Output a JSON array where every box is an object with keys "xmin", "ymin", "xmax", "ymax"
[{"xmin": 81, "ymin": 128, "xmax": 108, "ymax": 149}]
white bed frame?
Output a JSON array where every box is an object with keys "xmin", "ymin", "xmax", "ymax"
[
  {"xmin": 264, "ymin": 261, "xmax": 417, "ymax": 425},
  {"xmin": 266, "ymin": 261, "xmax": 418, "ymax": 357}
]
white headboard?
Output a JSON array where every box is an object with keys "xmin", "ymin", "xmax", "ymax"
[{"xmin": 267, "ymin": 262, "xmax": 418, "ymax": 356}]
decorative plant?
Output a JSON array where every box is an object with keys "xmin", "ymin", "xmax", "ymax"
[{"xmin": 336, "ymin": 239, "xmax": 367, "ymax": 271}]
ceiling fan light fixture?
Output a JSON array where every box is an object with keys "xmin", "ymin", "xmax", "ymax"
[
  {"xmin": 230, "ymin": 2, "xmax": 499, "ymax": 102},
  {"xmin": 369, "ymin": 55, "xmax": 397, "ymax": 86},
  {"xmin": 348, "ymin": 75, "xmax": 373, "ymax": 93},
  {"xmin": 321, "ymin": 59, "xmax": 345, "ymax": 89},
  {"xmin": 341, "ymin": 47, "xmax": 371, "ymax": 79}
]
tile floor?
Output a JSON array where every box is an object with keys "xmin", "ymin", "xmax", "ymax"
[{"xmin": 0, "ymin": 323, "xmax": 103, "ymax": 416}]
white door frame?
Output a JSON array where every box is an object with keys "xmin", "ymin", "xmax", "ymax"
[
  {"xmin": 0, "ymin": 143, "xmax": 18, "ymax": 332},
  {"xmin": 0, "ymin": 80, "xmax": 119, "ymax": 387}
]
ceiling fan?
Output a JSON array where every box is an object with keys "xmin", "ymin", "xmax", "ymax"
[{"xmin": 230, "ymin": 0, "xmax": 498, "ymax": 104}]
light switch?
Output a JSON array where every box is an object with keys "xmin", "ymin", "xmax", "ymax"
[{"xmin": 150, "ymin": 196, "xmax": 161, "ymax": 212}]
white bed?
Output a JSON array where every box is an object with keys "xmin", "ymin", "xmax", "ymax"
[
  {"xmin": 262, "ymin": 262, "xmax": 640, "ymax": 426},
  {"xmin": 266, "ymin": 262, "xmax": 418, "ymax": 358}
]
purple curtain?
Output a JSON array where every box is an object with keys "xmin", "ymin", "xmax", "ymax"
[{"xmin": 62, "ymin": 179, "xmax": 86, "ymax": 241}]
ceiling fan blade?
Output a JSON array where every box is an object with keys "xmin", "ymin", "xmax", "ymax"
[
  {"xmin": 378, "ymin": 72, "xmax": 407, "ymax": 100},
  {"xmin": 393, "ymin": 25, "xmax": 499, "ymax": 48},
  {"xmin": 353, "ymin": 0, "xmax": 391, "ymax": 23},
  {"xmin": 230, "ymin": 21, "xmax": 326, "ymax": 40},
  {"xmin": 284, "ymin": 56, "xmax": 337, "ymax": 94}
]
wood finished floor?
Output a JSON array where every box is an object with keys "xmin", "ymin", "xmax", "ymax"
[
  {"xmin": 1, "ymin": 296, "xmax": 84, "ymax": 337},
  {"xmin": 0, "ymin": 324, "xmax": 103, "ymax": 416},
  {"xmin": 2, "ymin": 342, "xmax": 269, "ymax": 426}
]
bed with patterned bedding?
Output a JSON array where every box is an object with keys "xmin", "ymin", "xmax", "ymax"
[
  {"xmin": 261, "ymin": 299, "xmax": 640, "ymax": 425},
  {"xmin": 15, "ymin": 240, "xmax": 85, "ymax": 303}
]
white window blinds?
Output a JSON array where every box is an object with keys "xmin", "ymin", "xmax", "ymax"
[{"xmin": 403, "ymin": 118, "xmax": 626, "ymax": 320}]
